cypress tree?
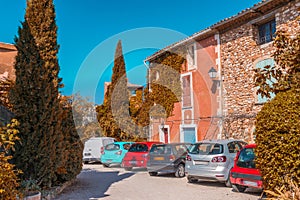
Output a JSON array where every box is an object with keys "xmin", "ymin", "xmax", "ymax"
[
  {"xmin": 10, "ymin": 0, "xmax": 64, "ymax": 188},
  {"xmin": 97, "ymin": 40, "xmax": 136, "ymax": 141}
]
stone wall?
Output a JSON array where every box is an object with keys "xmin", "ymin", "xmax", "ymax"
[{"xmin": 220, "ymin": 0, "xmax": 299, "ymax": 142}]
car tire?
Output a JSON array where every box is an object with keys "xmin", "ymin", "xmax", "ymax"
[
  {"xmin": 187, "ymin": 176, "xmax": 197, "ymax": 183},
  {"xmin": 103, "ymin": 163, "xmax": 110, "ymax": 168},
  {"xmin": 225, "ymin": 169, "xmax": 232, "ymax": 187},
  {"xmin": 149, "ymin": 172, "xmax": 158, "ymax": 176},
  {"xmin": 124, "ymin": 167, "xmax": 132, "ymax": 171},
  {"xmin": 232, "ymin": 184, "xmax": 247, "ymax": 192},
  {"xmin": 83, "ymin": 161, "xmax": 89, "ymax": 164},
  {"xmin": 175, "ymin": 164, "xmax": 185, "ymax": 178}
]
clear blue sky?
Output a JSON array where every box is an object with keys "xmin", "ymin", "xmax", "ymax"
[{"xmin": 0, "ymin": 0, "xmax": 261, "ymax": 104}]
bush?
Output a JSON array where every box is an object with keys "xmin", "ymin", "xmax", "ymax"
[
  {"xmin": 0, "ymin": 119, "xmax": 21, "ymax": 199},
  {"xmin": 255, "ymin": 89, "xmax": 300, "ymax": 195}
]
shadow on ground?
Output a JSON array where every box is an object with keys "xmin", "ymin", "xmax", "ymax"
[{"xmin": 54, "ymin": 169, "xmax": 134, "ymax": 200}]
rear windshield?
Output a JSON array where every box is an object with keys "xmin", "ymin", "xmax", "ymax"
[
  {"xmin": 150, "ymin": 145, "xmax": 170, "ymax": 154},
  {"xmin": 105, "ymin": 143, "xmax": 120, "ymax": 151},
  {"xmin": 150, "ymin": 144, "xmax": 188, "ymax": 155},
  {"xmin": 189, "ymin": 143, "xmax": 224, "ymax": 155},
  {"xmin": 237, "ymin": 148, "xmax": 256, "ymax": 168},
  {"xmin": 128, "ymin": 144, "xmax": 148, "ymax": 152}
]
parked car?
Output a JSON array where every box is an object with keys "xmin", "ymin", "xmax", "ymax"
[
  {"xmin": 83, "ymin": 137, "xmax": 115, "ymax": 164},
  {"xmin": 101, "ymin": 142, "xmax": 133, "ymax": 167},
  {"xmin": 185, "ymin": 139, "xmax": 247, "ymax": 186},
  {"xmin": 121, "ymin": 141, "xmax": 162, "ymax": 171},
  {"xmin": 147, "ymin": 143, "xmax": 191, "ymax": 177},
  {"xmin": 230, "ymin": 143, "xmax": 263, "ymax": 192}
]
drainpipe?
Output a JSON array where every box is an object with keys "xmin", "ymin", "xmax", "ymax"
[
  {"xmin": 215, "ymin": 33, "xmax": 223, "ymax": 139},
  {"xmin": 143, "ymin": 59, "xmax": 152, "ymax": 141}
]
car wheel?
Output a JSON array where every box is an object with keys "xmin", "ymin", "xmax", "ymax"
[
  {"xmin": 232, "ymin": 184, "xmax": 247, "ymax": 192},
  {"xmin": 149, "ymin": 172, "xmax": 158, "ymax": 176},
  {"xmin": 187, "ymin": 176, "xmax": 197, "ymax": 183},
  {"xmin": 103, "ymin": 163, "xmax": 110, "ymax": 168},
  {"xmin": 83, "ymin": 161, "xmax": 89, "ymax": 164},
  {"xmin": 124, "ymin": 167, "xmax": 132, "ymax": 171},
  {"xmin": 175, "ymin": 164, "xmax": 185, "ymax": 178},
  {"xmin": 225, "ymin": 169, "xmax": 232, "ymax": 187}
]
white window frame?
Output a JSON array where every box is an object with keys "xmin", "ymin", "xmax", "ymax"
[
  {"xmin": 187, "ymin": 43, "xmax": 197, "ymax": 70},
  {"xmin": 159, "ymin": 125, "xmax": 170, "ymax": 143},
  {"xmin": 180, "ymin": 124, "xmax": 197, "ymax": 143}
]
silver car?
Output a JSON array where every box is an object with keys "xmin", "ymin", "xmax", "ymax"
[{"xmin": 185, "ymin": 139, "xmax": 247, "ymax": 187}]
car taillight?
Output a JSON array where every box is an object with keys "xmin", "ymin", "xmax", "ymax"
[
  {"xmin": 211, "ymin": 156, "xmax": 226, "ymax": 162},
  {"xmin": 169, "ymin": 155, "xmax": 176, "ymax": 161},
  {"xmin": 101, "ymin": 147, "xmax": 104, "ymax": 155},
  {"xmin": 186, "ymin": 154, "xmax": 192, "ymax": 161},
  {"xmin": 115, "ymin": 150, "xmax": 122, "ymax": 155}
]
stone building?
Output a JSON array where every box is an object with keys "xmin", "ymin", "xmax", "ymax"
[
  {"xmin": 0, "ymin": 42, "xmax": 17, "ymax": 81},
  {"xmin": 0, "ymin": 42, "xmax": 17, "ymax": 124},
  {"xmin": 145, "ymin": 0, "xmax": 299, "ymax": 143}
]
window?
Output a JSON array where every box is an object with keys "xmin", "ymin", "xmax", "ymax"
[
  {"xmin": 258, "ymin": 19, "xmax": 276, "ymax": 44},
  {"xmin": 129, "ymin": 144, "xmax": 148, "ymax": 152},
  {"xmin": 255, "ymin": 58, "xmax": 276, "ymax": 103},
  {"xmin": 105, "ymin": 144, "xmax": 120, "ymax": 151},
  {"xmin": 187, "ymin": 43, "xmax": 197, "ymax": 70},
  {"xmin": 189, "ymin": 143, "xmax": 224, "ymax": 155},
  {"xmin": 227, "ymin": 141, "xmax": 247, "ymax": 153},
  {"xmin": 182, "ymin": 74, "xmax": 192, "ymax": 108},
  {"xmin": 237, "ymin": 148, "xmax": 256, "ymax": 169}
]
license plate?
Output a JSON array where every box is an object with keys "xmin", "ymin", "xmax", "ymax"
[
  {"xmin": 84, "ymin": 153, "xmax": 91, "ymax": 156},
  {"xmin": 194, "ymin": 160, "xmax": 209, "ymax": 165},
  {"xmin": 154, "ymin": 157, "xmax": 164, "ymax": 161},
  {"xmin": 129, "ymin": 161, "xmax": 137, "ymax": 164},
  {"xmin": 243, "ymin": 180, "xmax": 258, "ymax": 187}
]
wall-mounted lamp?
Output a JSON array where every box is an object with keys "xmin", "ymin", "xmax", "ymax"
[
  {"xmin": 208, "ymin": 66, "xmax": 221, "ymax": 90},
  {"xmin": 208, "ymin": 67, "xmax": 218, "ymax": 79}
]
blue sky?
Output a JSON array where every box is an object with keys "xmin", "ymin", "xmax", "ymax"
[{"xmin": 0, "ymin": 0, "xmax": 261, "ymax": 104}]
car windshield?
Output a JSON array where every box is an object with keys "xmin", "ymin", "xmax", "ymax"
[
  {"xmin": 105, "ymin": 143, "xmax": 120, "ymax": 151},
  {"xmin": 237, "ymin": 148, "xmax": 256, "ymax": 168},
  {"xmin": 189, "ymin": 143, "xmax": 224, "ymax": 155},
  {"xmin": 128, "ymin": 144, "xmax": 148, "ymax": 152}
]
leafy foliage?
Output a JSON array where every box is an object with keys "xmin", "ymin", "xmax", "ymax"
[
  {"xmin": 255, "ymin": 89, "xmax": 300, "ymax": 194},
  {"xmin": 254, "ymin": 17, "xmax": 300, "ymax": 98},
  {"xmin": 255, "ymin": 17, "xmax": 300, "ymax": 196},
  {"xmin": 97, "ymin": 40, "xmax": 142, "ymax": 141},
  {"xmin": 135, "ymin": 51, "xmax": 185, "ymax": 128},
  {"xmin": 0, "ymin": 79, "xmax": 13, "ymax": 110},
  {"xmin": 0, "ymin": 119, "xmax": 21, "ymax": 200},
  {"xmin": 10, "ymin": 0, "xmax": 82, "ymax": 188}
]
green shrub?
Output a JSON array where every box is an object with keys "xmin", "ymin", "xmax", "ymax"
[
  {"xmin": 255, "ymin": 89, "xmax": 300, "ymax": 194},
  {"xmin": 0, "ymin": 119, "xmax": 21, "ymax": 199}
]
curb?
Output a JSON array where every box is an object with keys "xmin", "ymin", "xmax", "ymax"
[{"xmin": 42, "ymin": 179, "xmax": 76, "ymax": 200}]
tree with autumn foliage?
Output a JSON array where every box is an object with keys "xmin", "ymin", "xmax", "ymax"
[
  {"xmin": 97, "ymin": 40, "xmax": 142, "ymax": 141},
  {"xmin": 254, "ymin": 17, "xmax": 300, "ymax": 196},
  {"xmin": 10, "ymin": 0, "xmax": 82, "ymax": 188}
]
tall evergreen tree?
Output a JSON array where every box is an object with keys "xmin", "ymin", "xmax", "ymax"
[
  {"xmin": 9, "ymin": 0, "xmax": 74, "ymax": 188},
  {"xmin": 97, "ymin": 40, "xmax": 137, "ymax": 141}
]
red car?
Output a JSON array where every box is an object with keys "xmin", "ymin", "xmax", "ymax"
[
  {"xmin": 230, "ymin": 143, "xmax": 263, "ymax": 192},
  {"xmin": 121, "ymin": 141, "xmax": 162, "ymax": 171}
]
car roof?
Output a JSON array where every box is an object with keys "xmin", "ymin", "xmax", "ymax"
[
  {"xmin": 244, "ymin": 143, "xmax": 256, "ymax": 148},
  {"xmin": 113, "ymin": 141, "xmax": 133, "ymax": 144},
  {"xmin": 153, "ymin": 143, "xmax": 191, "ymax": 146},
  {"xmin": 196, "ymin": 139, "xmax": 245, "ymax": 145}
]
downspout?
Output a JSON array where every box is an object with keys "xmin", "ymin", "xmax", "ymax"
[
  {"xmin": 215, "ymin": 33, "xmax": 223, "ymax": 139},
  {"xmin": 143, "ymin": 59, "xmax": 152, "ymax": 141}
]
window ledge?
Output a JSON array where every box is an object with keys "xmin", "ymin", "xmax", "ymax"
[{"xmin": 259, "ymin": 41, "xmax": 274, "ymax": 48}]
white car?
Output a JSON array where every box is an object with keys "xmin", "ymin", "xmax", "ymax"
[{"xmin": 82, "ymin": 137, "xmax": 115, "ymax": 164}]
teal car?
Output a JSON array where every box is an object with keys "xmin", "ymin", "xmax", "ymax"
[{"xmin": 101, "ymin": 142, "xmax": 133, "ymax": 167}]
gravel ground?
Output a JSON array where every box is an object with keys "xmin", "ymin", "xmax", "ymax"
[{"xmin": 54, "ymin": 164, "xmax": 263, "ymax": 200}]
